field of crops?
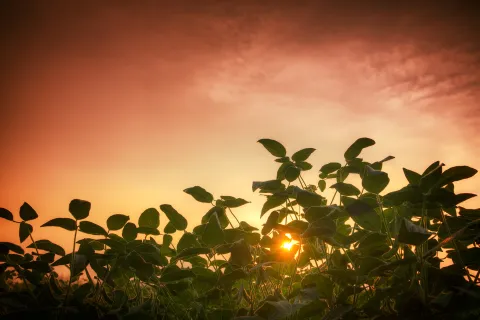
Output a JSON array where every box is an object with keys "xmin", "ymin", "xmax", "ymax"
[{"xmin": 1, "ymin": 137, "xmax": 480, "ymax": 319}]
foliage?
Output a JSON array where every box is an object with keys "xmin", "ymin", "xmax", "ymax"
[{"xmin": 1, "ymin": 137, "xmax": 480, "ymax": 319}]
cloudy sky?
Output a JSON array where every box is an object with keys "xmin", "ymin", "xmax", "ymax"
[{"xmin": 1, "ymin": 1, "xmax": 479, "ymax": 247}]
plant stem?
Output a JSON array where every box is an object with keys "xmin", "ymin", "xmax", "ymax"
[{"xmin": 63, "ymin": 220, "xmax": 78, "ymax": 306}]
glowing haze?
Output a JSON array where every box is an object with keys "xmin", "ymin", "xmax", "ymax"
[{"xmin": 1, "ymin": 1, "xmax": 480, "ymax": 248}]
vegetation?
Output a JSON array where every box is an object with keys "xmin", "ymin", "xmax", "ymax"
[{"xmin": 1, "ymin": 137, "xmax": 480, "ymax": 319}]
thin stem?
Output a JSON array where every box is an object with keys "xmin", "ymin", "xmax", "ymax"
[{"xmin": 63, "ymin": 220, "xmax": 78, "ymax": 306}]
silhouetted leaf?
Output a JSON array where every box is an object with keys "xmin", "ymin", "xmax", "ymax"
[
  {"xmin": 330, "ymin": 182, "xmax": 360, "ymax": 196},
  {"xmin": 21, "ymin": 260, "xmax": 51, "ymax": 273},
  {"xmin": 285, "ymin": 165, "xmax": 301, "ymax": 182},
  {"xmin": 261, "ymin": 195, "xmax": 287, "ymax": 218},
  {"xmin": 138, "ymin": 208, "xmax": 160, "ymax": 229},
  {"xmin": 296, "ymin": 190, "xmax": 324, "ymax": 208},
  {"xmin": 403, "ymin": 168, "xmax": 421, "ymax": 185},
  {"xmin": 398, "ymin": 218, "xmax": 431, "ymax": 246},
  {"xmin": 322, "ymin": 304, "xmax": 354, "ymax": 320},
  {"xmin": 20, "ymin": 202, "xmax": 38, "ymax": 221},
  {"xmin": 160, "ymin": 265, "xmax": 195, "ymax": 282},
  {"xmin": 438, "ymin": 166, "xmax": 478, "ymax": 187},
  {"xmin": 78, "ymin": 221, "xmax": 108, "ymax": 237},
  {"xmin": 107, "ymin": 214, "xmax": 130, "ymax": 231},
  {"xmin": 184, "ymin": 186, "xmax": 214, "ymax": 203},
  {"xmin": 344, "ymin": 138, "xmax": 375, "ymax": 161},
  {"xmin": 318, "ymin": 180, "xmax": 326, "ymax": 192},
  {"xmin": 345, "ymin": 200, "xmax": 381, "ymax": 232},
  {"xmin": 239, "ymin": 221, "xmax": 258, "ymax": 231},
  {"xmin": 219, "ymin": 269, "xmax": 247, "ymax": 287},
  {"xmin": 202, "ymin": 213, "xmax": 224, "ymax": 246},
  {"xmin": 69, "ymin": 199, "xmax": 91, "ymax": 220},
  {"xmin": 164, "ymin": 221, "xmax": 176, "ymax": 234},
  {"xmin": 122, "ymin": 222, "xmax": 137, "ymax": 241},
  {"xmin": 256, "ymin": 300, "xmax": 297, "ymax": 320},
  {"xmin": 252, "ymin": 180, "xmax": 286, "ymax": 193},
  {"xmin": 362, "ymin": 166, "xmax": 389, "ymax": 194},
  {"xmin": 42, "ymin": 218, "xmax": 77, "ymax": 231},
  {"xmin": 292, "ymin": 148, "xmax": 315, "ymax": 162},
  {"xmin": 136, "ymin": 227, "xmax": 160, "ymax": 235},
  {"xmin": 19, "ymin": 222, "xmax": 33, "ymax": 243},
  {"xmin": 320, "ymin": 162, "xmax": 342, "ymax": 175},
  {"xmin": 0, "ymin": 208, "xmax": 13, "ymax": 221},
  {"xmin": 160, "ymin": 204, "xmax": 187, "ymax": 230},
  {"xmin": 28, "ymin": 240, "xmax": 65, "ymax": 256},
  {"xmin": 174, "ymin": 247, "xmax": 211, "ymax": 261},
  {"xmin": 0, "ymin": 242, "xmax": 24, "ymax": 254},
  {"xmin": 258, "ymin": 138, "xmax": 287, "ymax": 157},
  {"xmin": 219, "ymin": 196, "xmax": 250, "ymax": 208}
]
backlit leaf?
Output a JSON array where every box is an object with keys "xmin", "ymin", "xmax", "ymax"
[
  {"xmin": 42, "ymin": 218, "xmax": 77, "ymax": 231},
  {"xmin": 292, "ymin": 148, "xmax": 316, "ymax": 162},
  {"xmin": 20, "ymin": 202, "xmax": 38, "ymax": 221},
  {"xmin": 79, "ymin": 221, "xmax": 108, "ymax": 237},
  {"xmin": 258, "ymin": 138, "xmax": 287, "ymax": 157},
  {"xmin": 160, "ymin": 204, "xmax": 187, "ymax": 231},
  {"xmin": 398, "ymin": 218, "xmax": 432, "ymax": 246},
  {"xmin": 69, "ymin": 199, "xmax": 91, "ymax": 220},
  {"xmin": 345, "ymin": 200, "xmax": 381, "ymax": 232},
  {"xmin": 330, "ymin": 182, "xmax": 360, "ymax": 196},
  {"xmin": 344, "ymin": 137, "xmax": 375, "ymax": 161},
  {"xmin": 362, "ymin": 166, "xmax": 390, "ymax": 194},
  {"xmin": 19, "ymin": 222, "xmax": 33, "ymax": 243},
  {"xmin": 0, "ymin": 208, "xmax": 13, "ymax": 221},
  {"xmin": 138, "ymin": 208, "xmax": 160, "ymax": 229},
  {"xmin": 122, "ymin": 222, "xmax": 137, "ymax": 241},
  {"xmin": 28, "ymin": 240, "xmax": 65, "ymax": 256},
  {"xmin": 202, "ymin": 212, "xmax": 225, "ymax": 247},
  {"xmin": 107, "ymin": 214, "xmax": 130, "ymax": 231},
  {"xmin": 184, "ymin": 186, "xmax": 214, "ymax": 203}
]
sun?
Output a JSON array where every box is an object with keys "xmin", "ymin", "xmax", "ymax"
[{"xmin": 282, "ymin": 233, "xmax": 294, "ymax": 251}]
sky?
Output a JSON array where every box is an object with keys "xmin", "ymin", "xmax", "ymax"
[{"xmin": 1, "ymin": 1, "xmax": 480, "ymax": 249}]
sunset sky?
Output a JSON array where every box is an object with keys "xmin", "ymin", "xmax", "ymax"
[{"xmin": 1, "ymin": 1, "xmax": 480, "ymax": 248}]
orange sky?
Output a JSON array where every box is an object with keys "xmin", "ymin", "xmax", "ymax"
[{"xmin": 1, "ymin": 1, "xmax": 480, "ymax": 249}]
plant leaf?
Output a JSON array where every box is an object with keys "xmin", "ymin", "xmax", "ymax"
[
  {"xmin": 398, "ymin": 218, "xmax": 432, "ymax": 246},
  {"xmin": 28, "ymin": 239, "xmax": 65, "ymax": 256},
  {"xmin": 138, "ymin": 208, "xmax": 160, "ymax": 229},
  {"xmin": 320, "ymin": 162, "xmax": 342, "ymax": 174},
  {"xmin": 20, "ymin": 202, "xmax": 38, "ymax": 221},
  {"xmin": 69, "ymin": 199, "xmax": 91, "ymax": 220},
  {"xmin": 261, "ymin": 195, "xmax": 287, "ymax": 218},
  {"xmin": 438, "ymin": 166, "xmax": 478, "ymax": 187},
  {"xmin": 403, "ymin": 168, "xmax": 421, "ymax": 185},
  {"xmin": 318, "ymin": 180, "xmax": 326, "ymax": 192},
  {"xmin": 122, "ymin": 222, "xmax": 137, "ymax": 241},
  {"xmin": 219, "ymin": 196, "xmax": 250, "ymax": 208},
  {"xmin": 0, "ymin": 242, "xmax": 24, "ymax": 254},
  {"xmin": 160, "ymin": 204, "xmax": 187, "ymax": 231},
  {"xmin": 330, "ymin": 182, "xmax": 360, "ymax": 196},
  {"xmin": 258, "ymin": 138, "xmax": 287, "ymax": 157},
  {"xmin": 19, "ymin": 222, "xmax": 33, "ymax": 243},
  {"xmin": 344, "ymin": 138, "xmax": 375, "ymax": 161},
  {"xmin": 202, "ymin": 212, "xmax": 225, "ymax": 247},
  {"xmin": 345, "ymin": 199, "xmax": 381, "ymax": 232},
  {"xmin": 107, "ymin": 214, "xmax": 130, "ymax": 231},
  {"xmin": 164, "ymin": 221, "xmax": 176, "ymax": 234},
  {"xmin": 285, "ymin": 165, "xmax": 301, "ymax": 182},
  {"xmin": 0, "ymin": 208, "xmax": 13, "ymax": 221},
  {"xmin": 79, "ymin": 221, "xmax": 108, "ymax": 237},
  {"xmin": 173, "ymin": 247, "xmax": 211, "ymax": 261},
  {"xmin": 362, "ymin": 166, "xmax": 390, "ymax": 194},
  {"xmin": 292, "ymin": 148, "xmax": 316, "ymax": 162},
  {"xmin": 296, "ymin": 190, "xmax": 324, "ymax": 208},
  {"xmin": 42, "ymin": 218, "xmax": 77, "ymax": 231},
  {"xmin": 184, "ymin": 186, "xmax": 214, "ymax": 203}
]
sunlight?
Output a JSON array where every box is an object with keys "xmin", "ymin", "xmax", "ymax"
[{"xmin": 282, "ymin": 233, "xmax": 294, "ymax": 251}]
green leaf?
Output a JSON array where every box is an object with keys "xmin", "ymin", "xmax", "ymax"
[
  {"xmin": 202, "ymin": 212, "xmax": 225, "ymax": 247},
  {"xmin": 19, "ymin": 222, "xmax": 33, "ymax": 243},
  {"xmin": 107, "ymin": 214, "xmax": 130, "ymax": 231},
  {"xmin": 320, "ymin": 162, "xmax": 342, "ymax": 174},
  {"xmin": 28, "ymin": 240, "xmax": 65, "ymax": 256},
  {"xmin": 164, "ymin": 221, "xmax": 176, "ymax": 234},
  {"xmin": 160, "ymin": 204, "xmax": 187, "ymax": 231},
  {"xmin": 261, "ymin": 195, "xmax": 287, "ymax": 218},
  {"xmin": 160, "ymin": 266, "xmax": 195, "ymax": 282},
  {"xmin": 403, "ymin": 168, "xmax": 421, "ymax": 185},
  {"xmin": 0, "ymin": 208, "xmax": 13, "ymax": 221},
  {"xmin": 256, "ymin": 300, "xmax": 297, "ymax": 320},
  {"xmin": 285, "ymin": 165, "xmax": 301, "ymax": 182},
  {"xmin": 42, "ymin": 218, "xmax": 77, "ymax": 231},
  {"xmin": 0, "ymin": 242, "xmax": 24, "ymax": 254},
  {"xmin": 97, "ymin": 238, "xmax": 126, "ymax": 252},
  {"xmin": 262, "ymin": 211, "xmax": 280, "ymax": 235},
  {"xmin": 398, "ymin": 218, "xmax": 432, "ymax": 246},
  {"xmin": 318, "ymin": 180, "xmax": 326, "ymax": 192},
  {"xmin": 345, "ymin": 199, "xmax": 381, "ymax": 232},
  {"xmin": 438, "ymin": 166, "xmax": 478, "ymax": 187},
  {"xmin": 21, "ymin": 261, "xmax": 51, "ymax": 273},
  {"xmin": 122, "ymin": 222, "xmax": 137, "ymax": 241},
  {"xmin": 239, "ymin": 221, "xmax": 258, "ymax": 232},
  {"xmin": 292, "ymin": 148, "xmax": 316, "ymax": 162},
  {"xmin": 20, "ymin": 202, "xmax": 38, "ymax": 221},
  {"xmin": 252, "ymin": 180, "xmax": 285, "ymax": 193},
  {"xmin": 296, "ymin": 190, "xmax": 324, "ymax": 208},
  {"xmin": 301, "ymin": 220, "xmax": 336, "ymax": 239},
  {"xmin": 218, "ymin": 269, "xmax": 247, "ymax": 287},
  {"xmin": 161, "ymin": 234, "xmax": 173, "ymax": 256},
  {"xmin": 138, "ymin": 208, "xmax": 160, "ymax": 229},
  {"xmin": 322, "ymin": 304, "xmax": 354, "ymax": 320},
  {"xmin": 257, "ymin": 138, "xmax": 287, "ymax": 157},
  {"xmin": 136, "ymin": 227, "xmax": 160, "ymax": 235},
  {"xmin": 330, "ymin": 182, "xmax": 360, "ymax": 196},
  {"xmin": 69, "ymin": 199, "xmax": 91, "ymax": 220},
  {"xmin": 344, "ymin": 138, "xmax": 375, "ymax": 161},
  {"xmin": 184, "ymin": 186, "xmax": 214, "ymax": 203},
  {"xmin": 177, "ymin": 232, "xmax": 200, "ymax": 252},
  {"xmin": 362, "ymin": 166, "xmax": 390, "ymax": 194},
  {"xmin": 173, "ymin": 247, "xmax": 211, "ymax": 261},
  {"xmin": 219, "ymin": 196, "xmax": 250, "ymax": 208},
  {"xmin": 296, "ymin": 161, "xmax": 313, "ymax": 171},
  {"xmin": 78, "ymin": 221, "xmax": 108, "ymax": 237},
  {"xmin": 420, "ymin": 162, "xmax": 443, "ymax": 192}
]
